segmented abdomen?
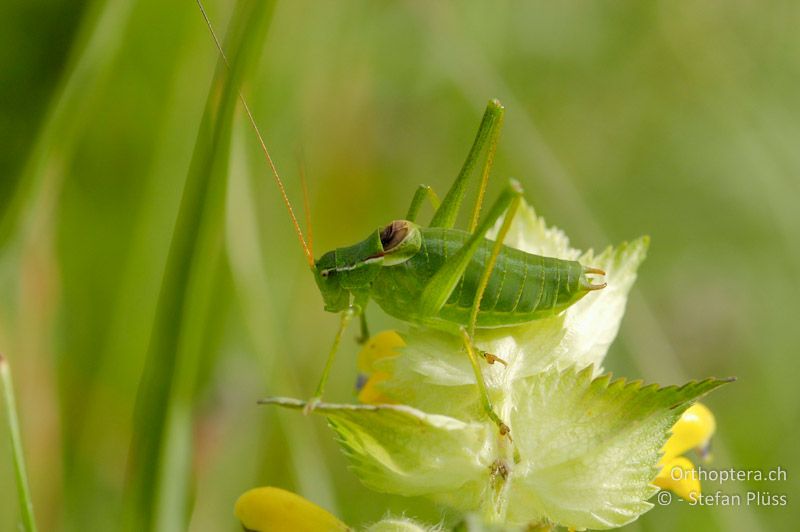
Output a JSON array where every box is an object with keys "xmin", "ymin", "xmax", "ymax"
[{"xmin": 371, "ymin": 227, "xmax": 587, "ymax": 329}]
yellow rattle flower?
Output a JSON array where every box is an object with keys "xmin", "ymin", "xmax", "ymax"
[
  {"xmin": 355, "ymin": 330, "xmax": 404, "ymax": 404},
  {"xmin": 654, "ymin": 403, "xmax": 716, "ymax": 501},
  {"xmin": 234, "ymin": 487, "xmax": 349, "ymax": 532}
]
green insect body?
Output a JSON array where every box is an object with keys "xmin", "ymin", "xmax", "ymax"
[
  {"xmin": 192, "ymin": 19, "xmax": 607, "ymax": 440},
  {"xmin": 316, "ymin": 223, "xmax": 597, "ymax": 332},
  {"xmin": 298, "ymin": 97, "xmax": 609, "ymax": 436}
]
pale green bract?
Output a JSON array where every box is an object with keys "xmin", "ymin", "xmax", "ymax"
[
  {"xmin": 365, "ymin": 517, "xmax": 443, "ymax": 532},
  {"xmin": 265, "ymin": 202, "xmax": 729, "ymax": 530},
  {"xmin": 328, "ymin": 405, "xmax": 493, "ymax": 498}
]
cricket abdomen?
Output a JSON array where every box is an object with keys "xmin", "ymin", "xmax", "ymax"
[{"xmin": 370, "ymin": 227, "xmax": 590, "ymax": 330}]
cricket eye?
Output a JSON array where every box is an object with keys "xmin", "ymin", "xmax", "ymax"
[{"xmin": 380, "ymin": 220, "xmax": 409, "ymax": 252}]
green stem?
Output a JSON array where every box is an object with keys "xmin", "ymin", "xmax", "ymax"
[{"xmin": 0, "ymin": 355, "xmax": 38, "ymax": 532}]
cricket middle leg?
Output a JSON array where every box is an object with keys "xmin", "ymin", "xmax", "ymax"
[{"xmin": 459, "ymin": 327, "xmax": 511, "ymax": 439}]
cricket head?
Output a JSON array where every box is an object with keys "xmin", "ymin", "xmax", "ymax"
[{"xmin": 313, "ymin": 220, "xmax": 422, "ymax": 313}]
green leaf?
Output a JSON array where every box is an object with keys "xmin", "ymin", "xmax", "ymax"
[
  {"xmin": 374, "ymin": 329, "xmax": 485, "ymax": 419},
  {"xmin": 260, "ymin": 397, "xmax": 492, "ymax": 500},
  {"xmin": 504, "ymin": 366, "xmax": 731, "ymax": 529},
  {"xmin": 264, "ymin": 364, "xmax": 732, "ymax": 531}
]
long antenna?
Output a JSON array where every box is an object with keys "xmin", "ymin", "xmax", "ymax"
[
  {"xmin": 195, "ymin": 0, "xmax": 315, "ymax": 268},
  {"xmin": 297, "ymin": 151, "xmax": 314, "ymax": 258}
]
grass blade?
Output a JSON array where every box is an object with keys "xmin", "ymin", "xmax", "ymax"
[
  {"xmin": 0, "ymin": 355, "xmax": 38, "ymax": 532},
  {"xmin": 122, "ymin": 1, "xmax": 274, "ymax": 530}
]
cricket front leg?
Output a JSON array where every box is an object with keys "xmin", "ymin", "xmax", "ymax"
[{"xmin": 304, "ymin": 306, "xmax": 357, "ymax": 415}]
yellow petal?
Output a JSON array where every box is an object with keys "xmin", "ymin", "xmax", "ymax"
[
  {"xmin": 654, "ymin": 456, "xmax": 701, "ymax": 501},
  {"xmin": 357, "ymin": 371, "xmax": 396, "ymax": 404},
  {"xmin": 660, "ymin": 403, "xmax": 716, "ymax": 462},
  {"xmin": 234, "ymin": 487, "xmax": 349, "ymax": 532},
  {"xmin": 356, "ymin": 330, "xmax": 405, "ymax": 373}
]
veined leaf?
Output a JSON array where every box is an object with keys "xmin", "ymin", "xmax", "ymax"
[
  {"xmin": 261, "ymin": 397, "xmax": 493, "ymax": 500},
  {"xmin": 504, "ymin": 366, "xmax": 731, "ymax": 529}
]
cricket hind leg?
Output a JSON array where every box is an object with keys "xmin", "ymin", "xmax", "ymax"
[
  {"xmin": 405, "ymin": 184, "xmax": 441, "ymax": 223},
  {"xmin": 467, "ymin": 101, "xmax": 504, "ymax": 234},
  {"xmin": 460, "ymin": 192, "xmax": 520, "ymax": 435},
  {"xmin": 414, "ymin": 180, "xmax": 519, "ymax": 436},
  {"xmin": 465, "ymin": 174, "xmax": 524, "ymax": 372},
  {"xmin": 417, "ymin": 179, "xmax": 524, "ymax": 323},
  {"xmin": 459, "ymin": 327, "xmax": 511, "ymax": 440},
  {"xmin": 430, "ymin": 99, "xmax": 505, "ymax": 229},
  {"xmin": 466, "ymin": 179, "xmax": 523, "ymax": 370},
  {"xmin": 418, "ymin": 175, "xmax": 523, "ymax": 438}
]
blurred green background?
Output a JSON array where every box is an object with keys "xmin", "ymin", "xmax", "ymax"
[{"xmin": 1, "ymin": 1, "xmax": 798, "ymax": 530}]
